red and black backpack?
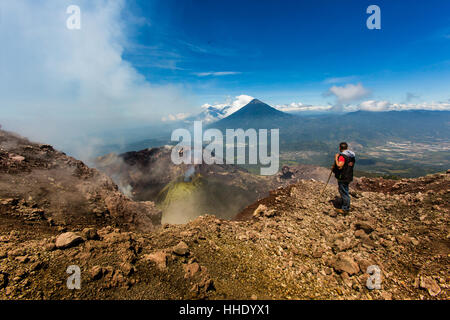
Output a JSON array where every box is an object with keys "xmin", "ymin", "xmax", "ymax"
[{"xmin": 333, "ymin": 152, "xmax": 356, "ymax": 183}]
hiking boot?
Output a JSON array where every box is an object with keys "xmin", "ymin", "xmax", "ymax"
[{"xmin": 335, "ymin": 208, "xmax": 350, "ymax": 216}]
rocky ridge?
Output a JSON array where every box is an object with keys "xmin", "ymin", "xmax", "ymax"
[
  {"xmin": 0, "ymin": 170, "xmax": 448, "ymax": 299},
  {"xmin": 0, "ymin": 129, "xmax": 161, "ymax": 231}
]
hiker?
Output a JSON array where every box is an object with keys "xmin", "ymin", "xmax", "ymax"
[{"xmin": 332, "ymin": 142, "xmax": 356, "ymax": 215}]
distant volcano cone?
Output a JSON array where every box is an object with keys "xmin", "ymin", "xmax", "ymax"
[{"xmin": 211, "ymin": 98, "xmax": 294, "ymax": 130}]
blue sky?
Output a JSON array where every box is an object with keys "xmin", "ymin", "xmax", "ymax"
[
  {"xmin": 0, "ymin": 0, "xmax": 449, "ymax": 155},
  {"xmin": 123, "ymin": 0, "xmax": 450, "ymax": 106}
]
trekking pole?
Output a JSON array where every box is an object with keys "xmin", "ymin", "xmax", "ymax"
[{"xmin": 320, "ymin": 166, "xmax": 334, "ymax": 196}]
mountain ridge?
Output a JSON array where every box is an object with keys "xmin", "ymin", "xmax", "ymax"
[{"xmin": 211, "ymin": 98, "xmax": 296, "ymax": 130}]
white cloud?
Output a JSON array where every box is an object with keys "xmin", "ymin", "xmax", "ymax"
[
  {"xmin": 162, "ymin": 113, "xmax": 191, "ymax": 122},
  {"xmin": 183, "ymin": 94, "xmax": 450, "ymax": 126},
  {"xmin": 274, "ymin": 102, "xmax": 332, "ymax": 113},
  {"xmin": 358, "ymin": 100, "xmax": 392, "ymax": 112},
  {"xmin": 0, "ymin": 0, "xmax": 192, "ymax": 157},
  {"xmin": 161, "ymin": 94, "xmax": 254, "ymax": 123},
  {"xmin": 355, "ymin": 100, "xmax": 450, "ymax": 112},
  {"xmin": 323, "ymin": 76, "xmax": 358, "ymax": 84},
  {"xmin": 327, "ymin": 83, "xmax": 370, "ymax": 104},
  {"xmin": 200, "ymin": 96, "xmax": 332, "ymax": 117},
  {"xmin": 193, "ymin": 71, "xmax": 242, "ymax": 77},
  {"xmin": 202, "ymin": 95, "xmax": 254, "ymax": 116},
  {"xmin": 225, "ymin": 95, "xmax": 255, "ymax": 115}
]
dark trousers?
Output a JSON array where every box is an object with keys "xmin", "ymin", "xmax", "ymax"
[{"xmin": 338, "ymin": 181, "xmax": 350, "ymax": 211}]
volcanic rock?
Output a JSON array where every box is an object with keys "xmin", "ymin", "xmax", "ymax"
[
  {"xmin": 184, "ymin": 262, "xmax": 200, "ymax": 278},
  {"xmin": 55, "ymin": 232, "xmax": 84, "ymax": 249},
  {"xmin": 331, "ymin": 254, "xmax": 360, "ymax": 275},
  {"xmin": 354, "ymin": 221, "xmax": 375, "ymax": 234},
  {"xmin": 90, "ymin": 266, "xmax": 104, "ymax": 280},
  {"xmin": 419, "ymin": 276, "xmax": 441, "ymax": 296},
  {"xmin": 173, "ymin": 241, "xmax": 189, "ymax": 256},
  {"xmin": 0, "ymin": 273, "xmax": 7, "ymax": 289},
  {"xmin": 81, "ymin": 228, "xmax": 99, "ymax": 240},
  {"xmin": 144, "ymin": 251, "xmax": 168, "ymax": 271},
  {"xmin": 0, "ymin": 128, "xmax": 448, "ymax": 300}
]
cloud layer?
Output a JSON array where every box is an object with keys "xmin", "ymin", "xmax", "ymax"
[
  {"xmin": 274, "ymin": 102, "xmax": 332, "ymax": 113},
  {"xmin": 193, "ymin": 71, "xmax": 242, "ymax": 77},
  {"xmin": 0, "ymin": 0, "xmax": 192, "ymax": 156},
  {"xmin": 355, "ymin": 100, "xmax": 450, "ymax": 112},
  {"xmin": 201, "ymin": 95, "xmax": 255, "ymax": 117},
  {"xmin": 180, "ymin": 92, "xmax": 450, "ymax": 124},
  {"xmin": 327, "ymin": 83, "xmax": 371, "ymax": 104}
]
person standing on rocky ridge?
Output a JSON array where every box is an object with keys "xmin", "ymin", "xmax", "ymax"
[{"xmin": 333, "ymin": 142, "xmax": 356, "ymax": 215}]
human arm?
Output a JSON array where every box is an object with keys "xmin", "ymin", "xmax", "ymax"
[{"xmin": 335, "ymin": 154, "xmax": 345, "ymax": 169}]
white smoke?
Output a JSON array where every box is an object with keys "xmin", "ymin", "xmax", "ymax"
[
  {"xmin": 0, "ymin": 0, "xmax": 194, "ymax": 159},
  {"xmin": 184, "ymin": 165, "xmax": 195, "ymax": 182}
]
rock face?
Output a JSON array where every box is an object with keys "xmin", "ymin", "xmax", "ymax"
[
  {"xmin": 55, "ymin": 232, "xmax": 84, "ymax": 249},
  {"xmin": 0, "ymin": 129, "xmax": 161, "ymax": 231},
  {"xmin": 95, "ymin": 146, "xmax": 336, "ymax": 223},
  {"xmin": 0, "ymin": 171, "xmax": 448, "ymax": 300}
]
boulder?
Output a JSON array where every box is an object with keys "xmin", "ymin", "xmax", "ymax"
[
  {"xmin": 102, "ymin": 232, "xmax": 131, "ymax": 244},
  {"xmin": 252, "ymin": 204, "xmax": 276, "ymax": 218},
  {"xmin": 0, "ymin": 273, "xmax": 8, "ymax": 289},
  {"xmin": 144, "ymin": 251, "xmax": 168, "ymax": 271},
  {"xmin": 312, "ymin": 246, "xmax": 325, "ymax": 258},
  {"xmin": 120, "ymin": 262, "xmax": 135, "ymax": 276},
  {"xmin": 331, "ymin": 253, "xmax": 360, "ymax": 275},
  {"xmin": 184, "ymin": 262, "xmax": 200, "ymax": 278},
  {"xmin": 356, "ymin": 258, "xmax": 374, "ymax": 273},
  {"xmin": 82, "ymin": 228, "xmax": 99, "ymax": 240},
  {"xmin": 354, "ymin": 221, "xmax": 375, "ymax": 234},
  {"xmin": 419, "ymin": 276, "xmax": 441, "ymax": 296},
  {"xmin": 173, "ymin": 241, "xmax": 189, "ymax": 256},
  {"xmin": 90, "ymin": 266, "xmax": 104, "ymax": 280},
  {"xmin": 44, "ymin": 243, "xmax": 56, "ymax": 251},
  {"xmin": 55, "ymin": 232, "xmax": 84, "ymax": 249},
  {"xmin": 333, "ymin": 239, "xmax": 355, "ymax": 252},
  {"xmin": 15, "ymin": 255, "xmax": 30, "ymax": 263},
  {"xmin": 354, "ymin": 229, "xmax": 367, "ymax": 238},
  {"xmin": 9, "ymin": 154, "xmax": 25, "ymax": 162},
  {"xmin": 253, "ymin": 204, "xmax": 267, "ymax": 217}
]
